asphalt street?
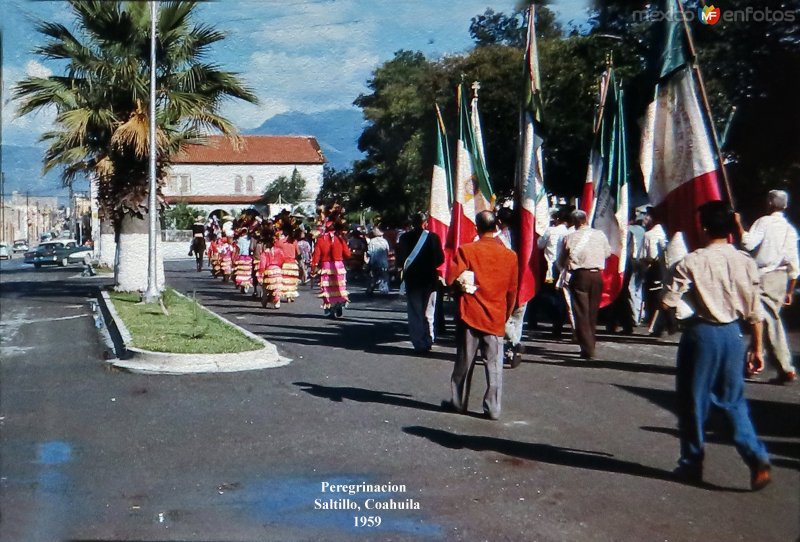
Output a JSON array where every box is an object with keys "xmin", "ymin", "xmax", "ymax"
[{"xmin": 1, "ymin": 256, "xmax": 798, "ymax": 542}]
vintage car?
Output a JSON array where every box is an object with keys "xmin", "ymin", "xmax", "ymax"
[
  {"xmin": 0, "ymin": 243, "xmax": 11, "ymax": 260},
  {"xmin": 12, "ymin": 240, "xmax": 29, "ymax": 253},
  {"xmin": 23, "ymin": 240, "xmax": 92, "ymax": 268}
]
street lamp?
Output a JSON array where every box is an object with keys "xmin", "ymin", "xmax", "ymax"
[{"xmin": 142, "ymin": 0, "xmax": 161, "ymax": 303}]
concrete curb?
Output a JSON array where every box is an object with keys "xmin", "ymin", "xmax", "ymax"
[{"xmin": 97, "ymin": 289, "xmax": 291, "ymax": 375}]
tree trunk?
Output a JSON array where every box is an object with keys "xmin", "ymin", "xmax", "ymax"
[
  {"xmin": 115, "ymin": 211, "xmax": 165, "ymax": 292},
  {"xmin": 97, "ymin": 217, "xmax": 116, "ymax": 268}
]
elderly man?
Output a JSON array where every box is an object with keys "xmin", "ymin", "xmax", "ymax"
[
  {"xmin": 735, "ymin": 189, "xmax": 799, "ymax": 384},
  {"xmin": 444, "ymin": 211, "xmax": 518, "ymax": 420},
  {"xmin": 665, "ymin": 201, "xmax": 771, "ymax": 490},
  {"xmin": 558, "ymin": 209, "xmax": 611, "ymax": 360}
]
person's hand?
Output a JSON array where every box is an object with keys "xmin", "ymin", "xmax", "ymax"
[
  {"xmin": 746, "ymin": 349, "xmax": 764, "ymax": 376},
  {"xmin": 785, "ymin": 291, "xmax": 794, "ymax": 307}
]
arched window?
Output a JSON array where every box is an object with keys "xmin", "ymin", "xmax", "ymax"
[
  {"xmin": 234, "ymin": 175, "xmax": 243, "ymax": 193},
  {"xmin": 245, "ymin": 175, "xmax": 255, "ymax": 193}
]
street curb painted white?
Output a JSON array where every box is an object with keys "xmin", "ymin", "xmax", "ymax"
[{"xmin": 99, "ymin": 290, "xmax": 291, "ymax": 375}]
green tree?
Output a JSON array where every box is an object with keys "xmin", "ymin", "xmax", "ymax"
[
  {"xmin": 14, "ymin": 0, "xmax": 257, "ymax": 291},
  {"xmin": 163, "ymin": 201, "xmax": 202, "ymax": 230},
  {"xmin": 262, "ymin": 168, "xmax": 307, "ymax": 203},
  {"xmin": 353, "ymin": 50, "xmax": 442, "ymax": 223}
]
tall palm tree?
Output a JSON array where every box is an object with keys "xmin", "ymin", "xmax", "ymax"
[{"xmin": 14, "ymin": 0, "xmax": 257, "ymax": 291}]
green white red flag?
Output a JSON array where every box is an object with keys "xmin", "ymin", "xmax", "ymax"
[
  {"xmin": 429, "ymin": 103, "xmax": 453, "ymax": 278},
  {"xmin": 586, "ymin": 69, "xmax": 629, "ymax": 308},
  {"xmin": 640, "ymin": 0, "xmax": 722, "ymax": 253},
  {"xmin": 514, "ymin": 4, "xmax": 550, "ymax": 306},
  {"xmin": 446, "ymin": 82, "xmax": 494, "ymax": 256}
]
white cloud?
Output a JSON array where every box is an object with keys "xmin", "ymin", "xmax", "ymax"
[{"xmin": 25, "ymin": 60, "xmax": 52, "ymax": 79}]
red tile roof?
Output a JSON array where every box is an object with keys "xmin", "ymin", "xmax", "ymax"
[{"xmin": 172, "ymin": 135, "xmax": 325, "ymax": 165}]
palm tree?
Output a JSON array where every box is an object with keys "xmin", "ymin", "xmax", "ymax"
[{"xmin": 14, "ymin": 0, "xmax": 257, "ymax": 291}]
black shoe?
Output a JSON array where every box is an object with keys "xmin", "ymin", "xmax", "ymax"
[
  {"xmin": 334, "ymin": 304, "xmax": 344, "ymax": 318},
  {"xmin": 673, "ymin": 463, "xmax": 703, "ymax": 486},
  {"xmin": 440, "ymin": 400, "xmax": 463, "ymax": 414}
]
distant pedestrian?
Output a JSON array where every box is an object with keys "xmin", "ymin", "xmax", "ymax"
[
  {"xmin": 296, "ymin": 230, "xmax": 312, "ymax": 285},
  {"xmin": 366, "ymin": 227, "xmax": 391, "ymax": 295},
  {"xmin": 640, "ymin": 207, "xmax": 669, "ymax": 335},
  {"xmin": 396, "ymin": 212, "xmax": 444, "ymax": 352},
  {"xmin": 496, "ymin": 206, "xmax": 525, "ymax": 367},
  {"xmin": 536, "ymin": 207, "xmax": 571, "ymax": 338},
  {"xmin": 664, "ymin": 201, "xmax": 771, "ymax": 490},
  {"xmin": 558, "ymin": 209, "xmax": 611, "ymax": 360},
  {"xmin": 735, "ymin": 189, "xmax": 798, "ymax": 384},
  {"xmin": 80, "ymin": 251, "xmax": 96, "ymax": 277},
  {"xmin": 444, "ymin": 211, "xmax": 518, "ymax": 420},
  {"xmin": 189, "ymin": 216, "xmax": 206, "ymax": 272}
]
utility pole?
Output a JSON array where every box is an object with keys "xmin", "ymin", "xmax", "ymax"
[
  {"xmin": 68, "ymin": 179, "xmax": 75, "ymax": 240},
  {"xmin": 142, "ymin": 0, "xmax": 161, "ymax": 303},
  {"xmin": 0, "ymin": 172, "xmax": 5, "ymax": 243},
  {"xmin": 26, "ymin": 191, "xmax": 30, "ymax": 244}
]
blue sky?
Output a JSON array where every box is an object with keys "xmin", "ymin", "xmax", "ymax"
[{"xmin": 2, "ymin": 0, "xmax": 591, "ymax": 148}]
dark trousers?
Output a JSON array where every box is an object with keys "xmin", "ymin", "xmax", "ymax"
[{"xmin": 569, "ymin": 269, "xmax": 603, "ymax": 357}]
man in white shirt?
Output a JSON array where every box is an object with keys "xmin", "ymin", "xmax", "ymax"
[
  {"xmin": 558, "ymin": 210, "xmax": 611, "ymax": 359},
  {"xmin": 535, "ymin": 208, "xmax": 571, "ymax": 338},
  {"xmin": 735, "ymin": 189, "xmax": 799, "ymax": 384},
  {"xmin": 640, "ymin": 207, "xmax": 669, "ymax": 335}
]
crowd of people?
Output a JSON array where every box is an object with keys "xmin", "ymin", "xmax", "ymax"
[{"xmin": 186, "ymin": 189, "xmax": 797, "ymax": 491}]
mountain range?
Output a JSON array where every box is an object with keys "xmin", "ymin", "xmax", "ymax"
[
  {"xmin": 1, "ymin": 107, "xmax": 366, "ymax": 198},
  {"xmin": 247, "ymin": 107, "xmax": 366, "ymax": 170}
]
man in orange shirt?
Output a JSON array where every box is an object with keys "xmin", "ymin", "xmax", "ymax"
[{"xmin": 444, "ymin": 211, "xmax": 519, "ymax": 420}]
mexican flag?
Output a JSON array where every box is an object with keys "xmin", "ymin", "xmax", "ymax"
[
  {"xmin": 447, "ymin": 82, "xmax": 494, "ymax": 255},
  {"xmin": 640, "ymin": 0, "xmax": 722, "ymax": 253},
  {"xmin": 429, "ymin": 103, "xmax": 453, "ymax": 278},
  {"xmin": 580, "ymin": 70, "xmax": 611, "ymax": 218},
  {"xmin": 587, "ymin": 69, "xmax": 629, "ymax": 308},
  {"xmin": 514, "ymin": 4, "xmax": 550, "ymax": 306}
]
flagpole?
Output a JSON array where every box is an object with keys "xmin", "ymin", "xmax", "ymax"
[{"xmin": 674, "ymin": 0, "xmax": 735, "ymax": 207}]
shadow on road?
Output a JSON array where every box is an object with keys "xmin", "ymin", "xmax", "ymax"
[
  {"xmin": 294, "ymin": 381, "xmax": 443, "ymax": 412},
  {"xmin": 525, "ymin": 347, "xmax": 677, "ymax": 376},
  {"xmin": 402, "ymin": 426, "xmax": 750, "ymax": 492},
  {"xmin": 616, "ymin": 384, "xmax": 800, "ymax": 442}
]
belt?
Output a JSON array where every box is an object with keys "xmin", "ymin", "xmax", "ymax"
[{"xmin": 574, "ymin": 268, "xmax": 601, "ymax": 273}]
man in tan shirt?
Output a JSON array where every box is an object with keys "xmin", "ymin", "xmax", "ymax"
[
  {"xmin": 663, "ymin": 201, "xmax": 771, "ymax": 490},
  {"xmin": 558, "ymin": 210, "xmax": 611, "ymax": 359}
]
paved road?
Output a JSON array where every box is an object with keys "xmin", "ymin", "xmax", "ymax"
[{"xmin": 1, "ymin": 257, "xmax": 798, "ymax": 541}]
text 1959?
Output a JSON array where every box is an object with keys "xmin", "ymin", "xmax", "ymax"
[{"xmin": 354, "ymin": 516, "xmax": 381, "ymax": 527}]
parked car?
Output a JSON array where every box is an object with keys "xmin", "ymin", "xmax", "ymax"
[
  {"xmin": 24, "ymin": 240, "xmax": 91, "ymax": 268},
  {"xmin": 0, "ymin": 243, "xmax": 11, "ymax": 260},
  {"xmin": 12, "ymin": 240, "xmax": 29, "ymax": 253}
]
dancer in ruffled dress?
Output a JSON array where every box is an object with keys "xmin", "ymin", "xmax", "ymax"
[{"xmin": 311, "ymin": 204, "xmax": 351, "ymax": 318}]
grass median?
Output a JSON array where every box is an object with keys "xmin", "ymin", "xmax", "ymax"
[{"xmin": 108, "ymin": 288, "xmax": 263, "ymax": 354}]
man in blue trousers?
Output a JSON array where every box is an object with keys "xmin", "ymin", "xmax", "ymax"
[{"xmin": 662, "ymin": 201, "xmax": 771, "ymax": 490}]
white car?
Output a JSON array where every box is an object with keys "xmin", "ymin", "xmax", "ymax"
[{"xmin": 0, "ymin": 243, "xmax": 11, "ymax": 260}]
